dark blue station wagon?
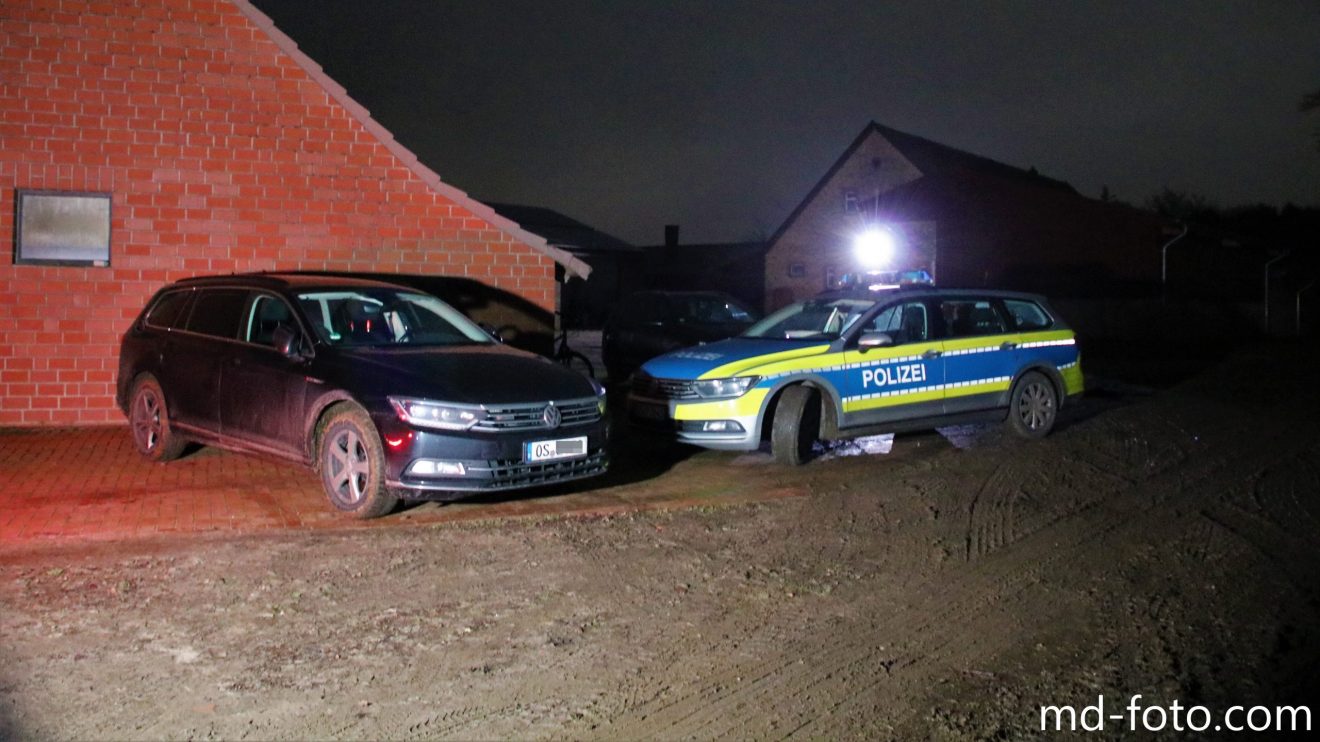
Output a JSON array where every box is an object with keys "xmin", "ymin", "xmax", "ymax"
[{"xmin": 117, "ymin": 273, "xmax": 608, "ymax": 518}]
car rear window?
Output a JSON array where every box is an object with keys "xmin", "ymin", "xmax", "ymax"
[
  {"xmin": 1003, "ymin": 299, "xmax": 1053, "ymax": 331},
  {"xmin": 145, "ymin": 290, "xmax": 193, "ymax": 330},
  {"xmin": 185, "ymin": 289, "xmax": 248, "ymax": 339}
]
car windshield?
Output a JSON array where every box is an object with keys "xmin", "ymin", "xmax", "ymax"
[
  {"xmin": 675, "ymin": 295, "xmax": 756, "ymax": 325},
  {"xmin": 296, "ymin": 289, "xmax": 493, "ymax": 347},
  {"xmin": 742, "ymin": 299, "xmax": 874, "ymax": 340}
]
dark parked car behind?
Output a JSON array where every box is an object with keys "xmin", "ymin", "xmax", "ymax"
[
  {"xmin": 117, "ymin": 273, "xmax": 608, "ymax": 518},
  {"xmin": 602, "ymin": 290, "xmax": 758, "ymax": 382}
]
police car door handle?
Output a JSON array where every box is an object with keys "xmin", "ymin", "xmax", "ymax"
[
  {"xmin": 1000, "ymin": 341, "xmax": 1018, "ymax": 350},
  {"xmin": 922, "ymin": 349, "xmax": 943, "ymax": 359}
]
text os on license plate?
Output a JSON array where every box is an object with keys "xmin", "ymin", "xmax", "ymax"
[{"xmin": 525, "ymin": 436, "xmax": 588, "ymax": 463}]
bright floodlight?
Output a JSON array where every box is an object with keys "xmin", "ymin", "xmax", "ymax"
[{"xmin": 853, "ymin": 227, "xmax": 897, "ymax": 269}]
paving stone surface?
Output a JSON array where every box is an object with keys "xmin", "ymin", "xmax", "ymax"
[{"xmin": 0, "ymin": 426, "xmax": 801, "ymax": 551}]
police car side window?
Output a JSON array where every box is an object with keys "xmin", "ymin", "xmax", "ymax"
[
  {"xmin": 866, "ymin": 302, "xmax": 928, "ymax": 344},
  {"xmin": 1004, "ymin": 299, "xmax": 1053, "ymax": 331},
  {"xmin": 941, "ymin": 299, "xmax": 1007, "ymax": 338}
]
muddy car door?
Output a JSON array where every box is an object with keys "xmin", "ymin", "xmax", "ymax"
[
  {"xmin": 217, "ymin": 291, "xmax": 312, "ymax": 458},
  {"xmin": 165, "ymin": 287, "xmax": 248, "ymax": 434}
]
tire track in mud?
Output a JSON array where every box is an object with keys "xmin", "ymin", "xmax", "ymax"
[
  {"xmin": 1201, "ymin": 442, "xmax": 1320, "ymax": 595},
  {"xmin": 398, "ymin": 706, "xmax": 496, "ymax": 739},
  {"xmin": 592, "ymin": 423, "xmax": 1319, "ymax": 740},
  {"xmin": 964, "ymin": 463, "xmax": 1019, "ymax": 561}
]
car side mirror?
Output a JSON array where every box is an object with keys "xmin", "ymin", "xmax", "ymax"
[
  {"xmin": 858, "ymin": 331, "xmax": 894, "ymax": 350},
  {"xmin": 271, "ymin": 325, "xmax": 301, "ymax": 358}
]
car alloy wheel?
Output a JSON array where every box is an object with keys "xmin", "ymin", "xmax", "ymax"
[
  {"xmin": 1009, "ymin": 371, "xmax": 1058, "ymax": 439},
  {"xmin": 316, "ymin": 403, "xmax": 398, "ymax": 519},
  {"xmin": 325, "ymin": 426, "xmax": 371, "ymax": 506},
  {"xmin": 128, "ymin": 376, "xmax": 187, "ymax": 461}
]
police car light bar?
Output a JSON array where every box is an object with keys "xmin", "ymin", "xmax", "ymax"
[{"xmin": 836, "ymin": 269, "xmax": 935, "ymax": 291}]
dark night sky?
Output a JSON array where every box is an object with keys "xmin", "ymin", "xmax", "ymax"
[{"xmin": 251, "ymin": 0, "xmax": 1320, "ymax": 246}]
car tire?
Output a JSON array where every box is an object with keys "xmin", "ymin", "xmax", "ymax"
[
  {"xmin": 128, "ymin": 375, "xmax": 189, "ymax": 462},
  {"xmin": 1007, "ymin": 371, "xmax": 1058, "ymax": 439},
  {"xmin": 316, "ymin": 403, "xmax": 397, "ymax": 519},
  {"xmin": 772, "ymin": 385, "xmax": 820, "ymax": 466}
]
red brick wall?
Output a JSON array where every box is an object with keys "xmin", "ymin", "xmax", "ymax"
[{"xmin": 0, "ymin": 0, "xmax": 557, "ymax": 426}]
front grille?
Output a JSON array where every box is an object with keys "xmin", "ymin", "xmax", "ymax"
[
  {"xmin": 472, "ymin": 397, "xmax": 601, "ymax": 432},
  {"xmin": 472, "ymin": 449, "xmax": 608, "ymax": 489},
  {"xmin": 631, "ymin": 375, "xmax": 699, "ymax": 400}
]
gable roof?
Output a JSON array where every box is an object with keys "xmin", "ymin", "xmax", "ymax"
[
  {"xmin": 230, "ymin": 0, "xmax": 590, "ymax": 280},
  {"xmin": 870, "ymin": 123, "xmax": 1076, "ymax": 193},
  {"xmin": 768, "ymin": 121, "xmax": 1078, "ymax": 246},
  {"xmin": 486, "ymin": 203, "xmax": 640, "ymax": 255}
]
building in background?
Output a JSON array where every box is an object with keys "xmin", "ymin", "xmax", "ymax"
[
  {"xmin": 0, "ymin": 0, "xmax": 587, "ymax": 426},
  {"xmin": 763, "ymin": 122, "xmax": 1166, "ymax": 311},
  {"xmin": 643, "ymin": 225, "xmax": 767, "ymax": 313},
  {"xmin": 486, "ymin": 203, "xmax": 640, "ymax": 329}
]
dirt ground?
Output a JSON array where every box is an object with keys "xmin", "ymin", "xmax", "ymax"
[{"xmin": 2, "ymin": 342, "xmax": 1318, "ymax": 740}]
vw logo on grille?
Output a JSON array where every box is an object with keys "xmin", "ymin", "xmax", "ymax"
[{"xmin": 542, "ymin": 404, "xmax": 561, "ymax": 429}]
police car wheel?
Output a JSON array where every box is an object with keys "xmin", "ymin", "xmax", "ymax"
[
  {"xmin": 772, "ymin": 385, "xmax": 820, "ymax": 466},
  {"xmin": 1008, "ymin": 371, "xmax": 1057, "ymax": 439}
]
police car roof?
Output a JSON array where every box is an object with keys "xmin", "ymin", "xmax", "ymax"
[{"xmin": 812, "ymin": 285, "xmax": 1050, "ymax": 303}]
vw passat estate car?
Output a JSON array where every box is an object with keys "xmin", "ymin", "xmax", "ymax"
[
  {"xmin": 628, "ymin": 283, "xmax": 1082, "ymax": 464},
  {"xmin": 117, "ymin": 274, "xmax": 608, "ymax": 518}
]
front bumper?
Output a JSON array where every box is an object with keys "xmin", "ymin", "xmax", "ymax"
[
  {"xmin": 376, "ymin": 412, "xmax": 609, "ymax": 499},
  {"xmin": 627, "ymin": 392, "xmax": 764, "ymax": 451}
]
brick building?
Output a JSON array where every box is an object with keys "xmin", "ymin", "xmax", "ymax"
[
  {"xmin": 0, "ymin": 0, "xmax": 587, "ymax": 426},
  {"xmin": 764, "ymin": 122, "xmax": 1165, "ymax": 310}
]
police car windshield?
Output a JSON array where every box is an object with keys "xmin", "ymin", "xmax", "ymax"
[
  {"xmin": 742, "ymin": 299, "xmax": 873, "ymax": 341},
  {"xmin": 296, "ymin": 289, "xmax": 494, "ymax": 347}
]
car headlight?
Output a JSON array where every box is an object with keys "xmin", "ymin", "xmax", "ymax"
[
  {"xmin": 692, "ymin": 376, "xmax": 759, "ymax": 399},
  {"xmin": 388, "ymin": 397, "xmax": 487, "ymax": 430},
  {"xmin": 587, "ymin": 378, "xmax": 607, "ymax": 415}
]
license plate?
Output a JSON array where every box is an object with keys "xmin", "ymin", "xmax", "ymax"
[{"xmin": 525, "ymin": 436, "xmax": 588, "ymax": 463}]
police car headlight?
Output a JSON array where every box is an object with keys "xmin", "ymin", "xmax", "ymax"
[
  {"xmin": 693, "ymin": 376, "xmax": 759, "ymax": 399},
  {"xmin": 388, "ymin": 397, "xmax": 487, "ymax": 430}
]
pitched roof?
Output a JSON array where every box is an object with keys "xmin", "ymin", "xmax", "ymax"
[
  {"xmin": 230, "ymin": 0, "xmax": 591, "ymax": 279},
  {"xmin": 769, "ymin": 121, "xmax": 1078, "ymax": 246},
  {"xmin": 486, "ymin": 203, "xmax": 640, "ymax": 255},
  {"xmin": 870, "ymin": 123, "xmax": 1076, "ymax": 193}
]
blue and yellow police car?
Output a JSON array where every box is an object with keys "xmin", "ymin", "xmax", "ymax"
[{"xmin": 627, "ymin": 281, "xmax": 1083, "ymax": 464}]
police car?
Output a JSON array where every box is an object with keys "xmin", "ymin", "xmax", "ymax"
[{"xmin": 628, "ymin": 280, "xmax": 1083, "ymax": 464}]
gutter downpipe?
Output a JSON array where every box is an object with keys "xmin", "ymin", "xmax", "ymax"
[
  {"xmin": 1299, "ymin": 280, "xmax": 1316, "ymax": 336},
  {"xmin": 1161, "ymin": 222, "xmax": 1189, "ymax": 301},
  {"xmin": 1263, "ymin": 253, "xmax": 1288, "ymax": 335}
]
